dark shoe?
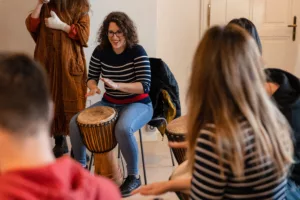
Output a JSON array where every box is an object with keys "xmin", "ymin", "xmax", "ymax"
[
  {"xmin": 120, "ymin": 175, "xmax": 141, "ymax": 198},
  {"xmin": 53, "ymin": 136, "xmax": 69, "ymax": 158}
]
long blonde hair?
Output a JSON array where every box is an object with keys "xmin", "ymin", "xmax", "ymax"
[{"xmin": 187, "ymin": 24, "xmax": 293, "ymax": 177}]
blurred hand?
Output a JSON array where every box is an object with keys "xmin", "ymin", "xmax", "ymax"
[
  {"xmin": 45, "ymin": 11, "xmax": 68, "ymax": 31},
  {"xmin": 168, "ymin": 141, "xmax": 188, "ymax": 149},
  {"xmin": 101, "ymin": 78, "xmax": 119, "ymax": 90},
  {"xmin": 86, "ymin": 87, "xmax": 101, "ymax": 97},
  {"xmin": 131, "ymin": 181, "xmax": 170, "ymax": 196}
]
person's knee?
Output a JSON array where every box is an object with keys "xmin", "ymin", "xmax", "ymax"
[
  {"xmin": 69, "ymin": 114, "xmax": 79, "ymax": 135},
  {"xmin": 115, "ymin": 121, "xmax": 133, "ymax": 138},
  {"xmin": 70, "ymin": 115, "xmax": 76, "ymax": 123}
]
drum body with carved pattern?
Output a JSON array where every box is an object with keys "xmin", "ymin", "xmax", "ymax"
[
  {"xmin": 166, "ymin": 116, "xmax": 188, "ymax": 165},
  {"xmin": 77, "ymin": 106, "xmax": 122, "ymax": 185}
]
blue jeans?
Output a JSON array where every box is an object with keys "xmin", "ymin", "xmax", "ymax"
[
  {"xmin": 69, "ymin": 100, "xmax": 153, "ymax": 175},
  {"xmin": 286, "ymin": 179, "xmax": 300, "ymax": 200}
]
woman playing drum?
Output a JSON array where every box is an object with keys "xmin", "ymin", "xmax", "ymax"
[{"xmin": 70, "ymin": 11, "xmax": 153, "ymax": 198}]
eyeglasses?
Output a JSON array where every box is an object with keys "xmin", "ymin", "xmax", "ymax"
[{"xmin": 107, "ymin": 30, "xmax": 124, "ymax": 37}]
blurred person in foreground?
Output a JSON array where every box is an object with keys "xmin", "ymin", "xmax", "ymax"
[
  {"xmin": 133, "ymin": 24, "xmax": 293, "ymax": 200},
  {"xmin": 0, "ymin": 53, "xmax": 121, "ymax": 200}
]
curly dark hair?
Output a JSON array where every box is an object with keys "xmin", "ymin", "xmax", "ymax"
[{"xmin": 97, "ymin": 12, "xmax": 139, "ymax": 50}]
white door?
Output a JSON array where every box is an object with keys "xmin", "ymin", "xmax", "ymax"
[{"xmin": 202, "ymin": 0, "xmax": 300, "ymax": 75}]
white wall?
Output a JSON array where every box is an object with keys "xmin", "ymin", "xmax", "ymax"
[
  {"xmin": 157, "ymin": 0, "xmax": 201, "ymax": 115},
  {"xmin": 0, "ymin": 0, "xmax": 36, "ymax": 55},
  {"xmin": 0, "ymin": 0, "xmax": 157, "ymax": 58}
]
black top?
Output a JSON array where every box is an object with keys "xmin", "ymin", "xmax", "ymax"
[{"xmin": 266, "ymin": 68, "xmax": 300, "ymax": 185}]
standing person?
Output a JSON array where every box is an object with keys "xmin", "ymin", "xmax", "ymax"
[
  {"xmin": 70, "ymin": 12, "xmax": 153, "ymax": 198},
  {"xmin": 25, "ymin": 0, "xmax": 90, "ymax": 157},
  {"xmin": 0, "ymin": 53, "xmax": 121, "ymax": 200}
]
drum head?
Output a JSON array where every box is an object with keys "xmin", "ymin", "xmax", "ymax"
[
  {"xmin": 77, "ymin": 106, "xmax": 116, "ymax": 125},
  {"xmin": 167, "ymin": 116, "xmax": 187, "ymax": 135}
]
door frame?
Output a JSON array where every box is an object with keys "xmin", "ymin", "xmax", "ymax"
[
  {"xmin": 199, "ymin": 0, "xmax": 205, "ymax": 39},
  {"xmin": 199, "ymin": 0, "xmax": 208, "ymax": 39}
]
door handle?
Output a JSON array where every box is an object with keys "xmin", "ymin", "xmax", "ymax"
[
  {"xmin": 287, "ymin": 16, "xmax": 297, "ymax": 41},
  {"xmin": 207, "ymin": 0, "xmax": 211, "ymax": 27}
]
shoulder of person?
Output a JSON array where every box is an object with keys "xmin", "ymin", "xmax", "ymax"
[
  {"xmin": 130, "ymin": 44, "xmax": 148, "ymax": 57},
  {"xmin": 92, "ymin": 45, "xmax": 106, "ymax": 59}
]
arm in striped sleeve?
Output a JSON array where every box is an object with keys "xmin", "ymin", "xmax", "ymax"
[
  {"xmin": 133, "ymin": 46, "xmax": 151, "ymax": 94},
  {"xmin": 190, "ymin": 128, "xmax": 227, "ymax": 200}
]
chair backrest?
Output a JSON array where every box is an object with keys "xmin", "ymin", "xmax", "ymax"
[{"xmin": 148, "ymin": 58, "xmax": 181, "ymax": 120}]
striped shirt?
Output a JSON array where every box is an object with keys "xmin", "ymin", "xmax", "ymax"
[
  {"xmin": 87, "ymin": 45, "xmax": 151, "ymax": 104},
  {"xmin": 190, "ymin": 121, "xmax": 288, "ymax": 200}
]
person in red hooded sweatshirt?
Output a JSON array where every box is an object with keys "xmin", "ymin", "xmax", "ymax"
[{"xmin": 0, "ymin": 53, "xmax": 121, "ymax": 200}]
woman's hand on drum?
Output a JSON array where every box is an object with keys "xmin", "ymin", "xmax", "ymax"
[
  {"xmin": 101, "ymin": 78, "xmax": 119, "ymax": 90},
  {"xmin": 86, "ymin": 87, "xmax": 101, "ymax": 97},
  {"xmin": 131, "ymin": 181, "xmax": 171, "ymax": 196},
  {"xmin": 168, "ymin": 141, "xmax": 188, "ymax": 149}
]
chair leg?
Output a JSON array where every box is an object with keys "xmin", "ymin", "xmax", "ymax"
[
  {"xmin": 139, "ymin": 129, "xmax": 147, "ymax": 185},
  {"xmin": 169, "ymin": 147, "xmax": 175, "ymax": 166},
  {"xmin": 117, "ymin": 145, "xmax": 126, "ymax": 179},
  {"xmin": 89, "ymin": 153, "xmax": 94, "ymax": 171},
  {"xmin": 70, "ymin": 148, "xmax": 74, "ymax": 158},
  {"xmin": 118, "ymin": 145, "xmax": 121, "ymax": 159}
]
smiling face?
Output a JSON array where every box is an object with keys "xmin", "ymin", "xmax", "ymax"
[{"xmin": 108, "ymin": 22, "xmax": 126, "ymax": 54}]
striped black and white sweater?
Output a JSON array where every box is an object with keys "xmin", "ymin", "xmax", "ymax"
[
  {"xmin": 190, "ymin": 121, "xmax": 288, "ymax": 200},
  {"xmin": 87, "ymin": 45, "xmax": 151, "ymax": 104}
]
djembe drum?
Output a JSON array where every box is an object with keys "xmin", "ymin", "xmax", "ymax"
[
  {"xmin": 165, "ymin": 116, "xmax": 187, "ymax": 165},
  {"xmin": 77, "ymin": 106, "xmax": 122, "ymax": 185}
]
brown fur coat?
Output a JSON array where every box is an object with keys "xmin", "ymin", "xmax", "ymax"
[{"xmin": 25, "ymin": 5, "xmax": 89, "ymax": 136}]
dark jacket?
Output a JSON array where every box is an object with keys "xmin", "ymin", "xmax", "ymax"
[
  {"xmin": 148, "ymin": 58, "xmax": 181, "ymax": 125},
  {"xmin": 265, "ymin": 68, "xmax": 300, "ymax": 185}
]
